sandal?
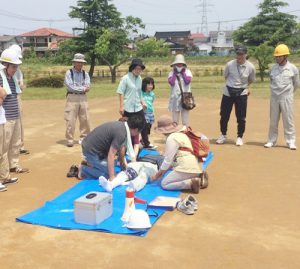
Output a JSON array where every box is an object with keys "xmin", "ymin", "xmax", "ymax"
[{"xmin": 10, "ymin": 167, "xmax": 29, "ymax": 173}]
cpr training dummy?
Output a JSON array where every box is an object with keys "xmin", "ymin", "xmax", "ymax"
[{"xmin": 99, "ymin": 151, "xmax": 158, "ymax": 192}]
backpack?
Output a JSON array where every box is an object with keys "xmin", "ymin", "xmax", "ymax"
[
  {"xmin": 179, "ymin": 127, "xmax": 210, "ymax": 162},
  {"xmin": 69, "ymin": 69, "xmax": 86, "ymax": 81}
]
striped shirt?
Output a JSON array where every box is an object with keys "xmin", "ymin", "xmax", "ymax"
[{"xmin": 0, "ymin": 76, "xmax": 19, "ymax": 120}]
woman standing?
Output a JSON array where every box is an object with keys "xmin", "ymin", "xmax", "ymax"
[
  {"xmin": 167, "ymin": 54, "xmax": 193, "ymax": 126},
  {"xmin": 117, "ymin": 59, "xmax": 146, "ymax": 159}
]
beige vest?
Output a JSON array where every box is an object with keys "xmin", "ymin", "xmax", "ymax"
[{"xmin": 170, "ymin": 132, "xmax": 202, "ymax": 174}]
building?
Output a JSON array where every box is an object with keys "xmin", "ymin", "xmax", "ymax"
[
  {"xmin": 0, "ymin": 35, "xmax": 24, "ymax": 52},
  {"xmin": 20, "ymin": 27, "xmax": 74, "ymax": 56},
  {"xmin": 154, "ymin": 31, "xmax": 192, "ymax": 54},
  {"xmin": 208, "ymin": 31, "xmax": 234, "ymax": 56}
]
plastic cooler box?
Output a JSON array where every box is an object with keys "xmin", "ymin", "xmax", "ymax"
[{"xmin": 74, "ymin": 192, "xmax": 113, "ymax": 225}]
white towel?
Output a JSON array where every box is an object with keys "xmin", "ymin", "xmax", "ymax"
[{"xmin": 124, "ymin": 122, "xmax": 136, "ymax": 161}]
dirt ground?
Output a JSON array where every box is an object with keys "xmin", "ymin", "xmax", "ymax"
[{"xmin": 0, "ymin": 96, "xmax": 300, "ymax": 269}]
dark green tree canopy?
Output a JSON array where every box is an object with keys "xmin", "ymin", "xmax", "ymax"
[
  {"xmin": 233, "ymin": 0, "xmax": 298, "ymax": 47},
  {"xmin": 68, "ymin": 0, "xmax": 144, "ymax": 79}
]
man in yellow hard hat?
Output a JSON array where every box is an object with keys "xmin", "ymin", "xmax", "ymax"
[{"xmin": 264, "ymin": 44, "xmax": 299, "ymax": 150}]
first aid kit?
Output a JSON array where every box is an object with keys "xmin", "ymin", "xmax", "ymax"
[{"xmin": 74, "ymin": 192, "xmax": 113, "ymax": 225}]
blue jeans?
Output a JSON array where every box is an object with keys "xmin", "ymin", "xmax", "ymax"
[{"xmin": 81, "ymin": 149, "xmax": 109, "ymax": 179}]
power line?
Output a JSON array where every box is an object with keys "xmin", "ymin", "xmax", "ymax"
[{"xmin": 0, "ymin": 8, "xmax": 72, "ymax": 22}]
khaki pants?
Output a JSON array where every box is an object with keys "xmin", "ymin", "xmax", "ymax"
[
  {"xmin": 0, "ymin": 123, "xmax": 9, "ymax": 180},
  {"xmin": 64, "ymin": 94, "xmax": 91, "ymax": 141},
  {"xmin": 17, "ymin": 94, "xmax": 25, "ymax": 150},
  {"xmin": 4, "ymin": 119, "xmax": 21, "ymax": 170}
]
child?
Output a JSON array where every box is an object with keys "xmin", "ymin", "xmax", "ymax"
[{"xmin": 141, "ymin": 77, "xmax": 156, "ymax": 149}]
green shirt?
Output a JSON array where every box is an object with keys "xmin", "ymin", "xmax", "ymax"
[{"xmin": 116, "ymin": 72, "xmax": 143, "ymax": 112}]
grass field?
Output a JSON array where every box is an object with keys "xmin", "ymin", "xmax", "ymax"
[{"xmin": 21, "ymin": 56, "xmax": 300, "ymax": 100}]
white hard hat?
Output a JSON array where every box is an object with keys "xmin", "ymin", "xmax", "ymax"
[
  {"xmin": 126, "ymin": 210, "xmax": 151, "ymax": 230},
  {"xmin": 9, "ymin": 44, "xmax": 23, "ymax": 59},
  {"xmin": 0, "ymin": 49, "xmax": 22, "ymax": 65}
]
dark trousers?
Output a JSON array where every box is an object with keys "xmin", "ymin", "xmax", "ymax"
[
  {"xmin": 219, "ymin": 94, "xmax": 248, "ymax": 138},
  {"xmin": 141, "ymin": 123, "xmax": 152, "ymax": 147},
  {"xmin": 123, "ymin": 110, "xmax": 148, "ymax": 145}
]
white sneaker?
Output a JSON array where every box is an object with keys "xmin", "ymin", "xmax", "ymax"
[
  {"xmin": 288, "ymin": 143, "xmax": 297, "ymax": 150},
  {"xmin": 0, "ymin": 183, "xmax": 7, "ymax": 192},
  {"xmin": 264, "ymin": 142, "xmax": 274, "ymax": 148},
  {"xmin": 216, "ymin": 134, "xmax": 226, "ymax": 144},
  {"xmin": 236, "ymin": 137, "xmax": 243, "ymax": 146}
]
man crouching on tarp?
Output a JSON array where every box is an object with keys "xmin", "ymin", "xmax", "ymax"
[{"xmin": 79, "ymin": 114, "xmax": 144, "ymax": 181}]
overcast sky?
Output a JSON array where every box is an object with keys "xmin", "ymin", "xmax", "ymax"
[{"xmin": 1, "ymin": 0, "xmax": 300, "ymax": 36}]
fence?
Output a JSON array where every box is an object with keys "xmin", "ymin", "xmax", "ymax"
[{"xmin": 23, "ymin": 67, "xmax": 224, "ymax": 80}]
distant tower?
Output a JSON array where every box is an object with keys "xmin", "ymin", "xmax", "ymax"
[{"xmin": 197, "ymin": 0, "xmax": 212, "ymax": 35}]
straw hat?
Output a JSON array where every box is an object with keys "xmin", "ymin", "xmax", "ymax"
[
  {"xmin": 170, "ymin": 54, "xmax": 186, "ymax": 67},
  {"xmin": 154, "ymin": 115, "xmax": 183, "ymax": 134},
  {"xmin": 72, "ymin": 53, "xmax": 87, "ymax": 63}
]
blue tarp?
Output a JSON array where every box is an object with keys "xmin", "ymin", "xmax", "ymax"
[
  {"xmin": 16, "ymin": 180, "xmax": 181, "ymax": 237},
  {"xmin": 16, "ymin": 149, "xmax": 213, "ymax": 237}
]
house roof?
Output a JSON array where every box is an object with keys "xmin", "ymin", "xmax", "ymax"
[
  {"xmin": 0, "ymin": 35, "xmax": 19, "ymax": 42},
  {"xmin": 190, "ymin": 33, "xmax": 206, "ymax": 39},
  {"xmin": 155, "ymin": 31, "xmax": 191, "ymax": 39},
  {"xmin": 20, "ymin": 28, "xmax": 73, "ymax": 38}
]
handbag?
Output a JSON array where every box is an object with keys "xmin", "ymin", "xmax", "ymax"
[
  {"xmin": 176, "ymin": 75, "xmax": 196, "ymax": 110},
  {"xmin": 226, "ymin": 85, "xmax": 245, "ymax": 97}
]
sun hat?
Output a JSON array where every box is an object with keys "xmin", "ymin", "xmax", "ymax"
[
  {"xmin": 72, "ymin": 53, "xmax": 87, "ymax": 63},
  {"xmin": 154, "ymin": 115, "xmax": 183, "ymax": 134},
  {"xmin": 129, "ymin": 58, "xmax": 145, "ymax": 71},
  {"xmin": 170, "ymin": 54, "xmax": 186, "ymax": 67}
]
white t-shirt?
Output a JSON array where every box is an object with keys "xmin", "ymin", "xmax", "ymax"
[{"xmin": 0, "ymin": 106, "xmax": 6, "ymax": 124}]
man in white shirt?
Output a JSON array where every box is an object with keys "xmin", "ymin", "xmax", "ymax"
[
  {"xmin": 264, "ymin": 44, "xmax": 299, "ymax": 150},
  {"xmin": 64, "ymin": 53, "xmax": 91, "ymax": 147}
]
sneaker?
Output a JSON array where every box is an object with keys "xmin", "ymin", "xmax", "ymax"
[
  {"xmin": 0, "ymin": 183, "xmax": 8, "ymax": 192},
  {"xmin": 10, "ymin": 167, "xmax": 29, "ymax": 173},
  {"xmin": 200, "ymin": 171, "xmax": 209, "ymax": 189},
  {"xmin": 216, "ymin": 134, "xmax": 226, "ymax": 144},
  {"xmin": 264, "ymin": 142, "xmax": 274, "ymax": 148},
  {"xmin": 79, "ymin": 138, "xmax": 84, "ymax": 145},
  {"xmin": 20, "ymin": 149, "xmax": 30, "ymax": 155},
  {"xmin": 288, "ymin": 143, "xmax": 297, "ymax": 150},
  {"xmin": 177, "ymin": 199, "xmax": 195, "ymax": 215},
  {"xmin": 67, "ymin": 165, "xmax": 79, "ymax": 177},
  {"xmin": 190, "ymin": 178, "xmax": 200, "ymax": 194},
  {"xmin": 236, "ymin": 137, "xmax": 243, "ymax": 146},
  {"xmin": 67, "ymin": 140, "xmax": 74, "ymax": 147},
  {"xmin": 2, "ymin": 177, "xmax": 18, "ymax": 185},
  {"xmin": 185, "ymin": 195, "xmax": 198, "ymax": 211},
  {"xmin": 144, "ymin": 144, "xmax": 158, "ymax": 149}
]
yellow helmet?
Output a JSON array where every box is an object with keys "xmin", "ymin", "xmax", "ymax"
[{"xmin": 274, "ymin": 44, "xmax": 290, "ymax": 57}]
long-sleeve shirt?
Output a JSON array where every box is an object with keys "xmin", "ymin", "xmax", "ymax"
[{"xmin": 64, "ymin": 68, "xmax": 90, "ymax": 93}]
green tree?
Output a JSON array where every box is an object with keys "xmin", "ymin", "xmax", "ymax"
[
  {"xmin": 69, "ymin": 0, "xmax": 143, "ymax": 79},
  {"xmin": 136, "ymin": 38, "xmax": 169, "ymax": 58},
  {"xmin": 233, "ymin": 0, "xmax": 299, "ymax": 47},
  {"xmin": 251, "ymin": 43, "xmax": 274, "ymax": 81}
]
